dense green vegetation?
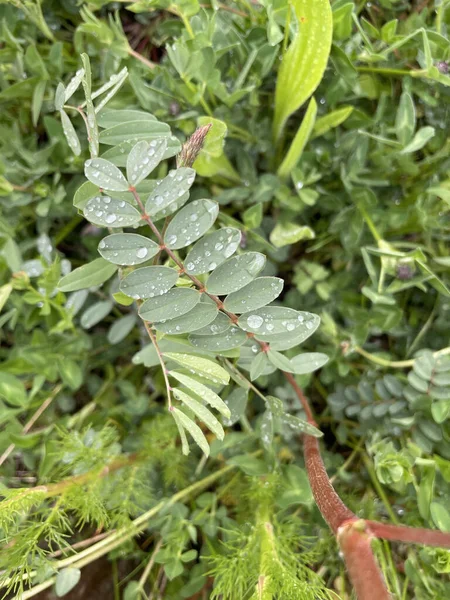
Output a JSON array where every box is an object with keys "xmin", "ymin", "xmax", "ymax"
[{"xmin": 1, "ymin": 1, "xmax": 450, "ymax": 598}]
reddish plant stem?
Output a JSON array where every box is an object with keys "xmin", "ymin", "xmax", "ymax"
[
  {"xmin": 366, "ymin": 520, "xmax": 450, "ymax": 548},
  {"xmin": 337, "ymin": 520, "xmax": 390, "ymax": 600}
]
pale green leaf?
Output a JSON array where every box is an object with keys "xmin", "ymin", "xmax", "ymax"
[
  {"xmin": 172, "ymin": 409, "xmax": 191, "ymax": 455},
  {"xmin": 126, "ymin": 138, "xmax": 168, "ymax": 187},
  {"xmin": 99, "ymin": 120, "xmax": 170, "ymax": 146},
  {"xmin": 185, "ymin": 228, "xmax": 241, "ymax": 275},
  {"xmin": 84, "ymin": 196, "xmax": 141, "ymax": 228},
  {"xmin": 54, "ymin": 82, "xmax": 65, "ymax": 111},
  {"xmin": 170, "ymin": 371, "xmax": 230, "ymax": 418},
  {"xmin": 58, "ymin": 258, "xmax": 117, "ymax": 292},
  {"xmin": 60, "ymin": 110, "xmax": 81, "ymax": 156},
  {"xmin": 278, "ymin": 97, "xmax": 317, "ymax": 179},
  {"xmin": 154, "ymin": 302, "xmax": 218, "ymax": 334},
  {"xmin": 395, "ymin": 91, "xmax": 416, "ymax": 146},
  {"xmin": 270, "ymin": 223, "xmax": 315, "ymax": 248},
  {"xmin": 250, "ymin": 352, "xmax": 269, "ymax": 381},
  {"xmin": 273, "ymin": 0, "xmax": 333, "ymax": 140},
  {"xmin": 171, "ymin": 407, "xmax": 210, "ymax": 456},
  {"xmin": 107, "ymin": 314, "xmax": 136, "ymax": 344},
  {"xmin": 64, "ymin": 68, "xmax": 85, "ymax": 102},
  {"xmin": 282, "ymin": 414, "xmax": 323, "ymax": 437},
  {"xmin": 165, "ymin": 200, "xmax": 219, "ymax": 249},
  {"xmin": 80, "ymin": 300, "xmax": 113, "ymax": 329},
  {"xmin": 145, "ymin": 168, "xmax": 195, "ymax": 217},
  {"xmin": 173, "ymin": 388, "xmax": 225, "ymax": 440},
  {"xmin": 97, "ymin": 109, "xmax": 157, "ymax": 128},
  {"xmin": 163, "ymin": 352, "xmax": 230, "ymax": 384},
  {"xmin": 98, "ymin": 234, "xmax": 159, "ymax": 265},
  {"xmin": 239, "ymin": 307, "xmax": 316, "ymax": 337},
  {"xmin": 192, "ymin": 312, "xmax": 231, "ymax": 335},
  {"xmin": 290, "ymin": 352, "xmax": 329, "ymax": 374},
  {"xmin": 84, "ymin": 158, "xmax": 129, "ymax": 191},
  {"xmin": 206, "ymin": 252, "xmax": 266, "ymax": 295},
  {"xmin": 311, "ymin": 105, "xmax": 353, "ymax": 139},
  {"xmin": 223, "ymin": 277, "xmax": 283, "ymax": 313},
  {"xmin": 73, "ymin": 181, "xmax": 99, "ymax": 210},
  {"xmin": 102, "ymin": 136, "xmax": 181, "ymax": 168},
  {"xmin": 267, "ymin": 349, "xmax": 295, "ymax": 372},
  {"xmin": 400, "ymin": 126, "xmax": 435, "ymax": 154},
  {"xmin": 223, "ymin": 388, "xmax": 248, "ymax": 426},
  {"xmin": 120, "ymin": 266, "xmax": 178, "ymax": 299},
  {"xmin": 55, "ymin": 568, "xmax": 81, "ymax": 597},
  {"xmin": 139, "ymin": 288, "xmax": 201, "ymax": 322},
  {"xmin": 189, "ymin": 326, "xmax": 247, "ymax": 351}
]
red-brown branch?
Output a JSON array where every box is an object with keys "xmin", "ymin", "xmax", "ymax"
[
  {"xmin": 337, "ymin": 520, "xmax": 390, "ymax": 600},
  {"xmin": 366, "ymin": 521, "xmax": 450, "ymax": 548}
]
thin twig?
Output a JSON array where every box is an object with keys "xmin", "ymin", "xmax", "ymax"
[
  {"xmin": 138, "ymin": 539, "xmax": 163, "ymax": 592},
  {"xmin": 0, "ymin": 384, "xmax": 63, "ymax": 467}
]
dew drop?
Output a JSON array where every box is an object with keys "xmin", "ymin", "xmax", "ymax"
[
  {"xmin": 105, "ymin": 214, "xmax": 117, "ymax": 224},
  {"xmin": 247, "ymin": 314, "xmax": 263, "ymax": 329},
  {"xmin": 137, "ymin": 247, "xmax": 148, "ymax": 259}
]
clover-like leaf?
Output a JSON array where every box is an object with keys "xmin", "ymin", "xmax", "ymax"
[{"xmin": 239, "ymin": 307, "xmax": 318, "ymax": 337}]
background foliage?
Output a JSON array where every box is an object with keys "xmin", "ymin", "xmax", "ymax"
[{"xmin": 1, "ymin": 0, "xmax": 450, "ymax": 598}]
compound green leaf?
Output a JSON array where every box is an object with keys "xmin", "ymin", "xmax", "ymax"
[
  {"xmin": 184, "ymin": 228, "xmax": 241, "ymax": 275},
  {"xmin": 223, "ymin": 277, "xmax": 283, "ymax": 313},
  {"xmin": 206, "ymin": 252, "xmax": 266, "ymax": 295},
  {"xmin": 290, "ymin": 352, "xmax": 329, "ymax": 374},
  {"xmin": 145, "ymin": 168, "xmax": 195, "ymax": 216},
  {"xmin": 273, "ymin": 0, "xmax": 333, "ymax": 141},
  {"xmin": 173, "ymin": 388, "xmax": 224, "ymax": 440},
  {"xmin": 126, "ymin": 138, "xmax": 168, "ymax": 187},
  {"xmin": 170, "ymin": 371, "xmax": 230, "ymax": 418},
  {"xmin": 139, "ymin": 288, "xmax": 201, "ymax": 322},
  {"xmin": 163, "ymin": 352, "xmax": 230, "ymax": 384},
  {"xmin": 172, "ymin": 408, "xmax": 210, "ymax": 456},
  {"xmin": 58, "ymin": 258, "xmax": 117, "ymax": 292},
  {"xmin": 172, "ymin": 410, "xmax": 191, "ymax": 455},
  {"xmin": 84, "ymin": 196, "xmax": 141, "ymax": 228},
  {"xmin": 98, "ymin": 234, "xmax": 159, "ymax": 265},
  {"xmin": 99, "ymin": 120, "xmax": 171, "ymax": 145},
  {"xmin": 84, "ymin": 158, "xmax": 129, "ymax": 191},
  {"xmin": 165, "ymin": 199, "xmax": 219, "ymax": 249},
  {"xmin": 189, "ymin": 326, "xmax": 247, "ymax": 352},
  {"xmin": 154, "ymin": 302, "xmax": 218, "ymax": 334},
  {"xmin": 120, "ymin": 266, "xmax": 178, "ymax": 299}
]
